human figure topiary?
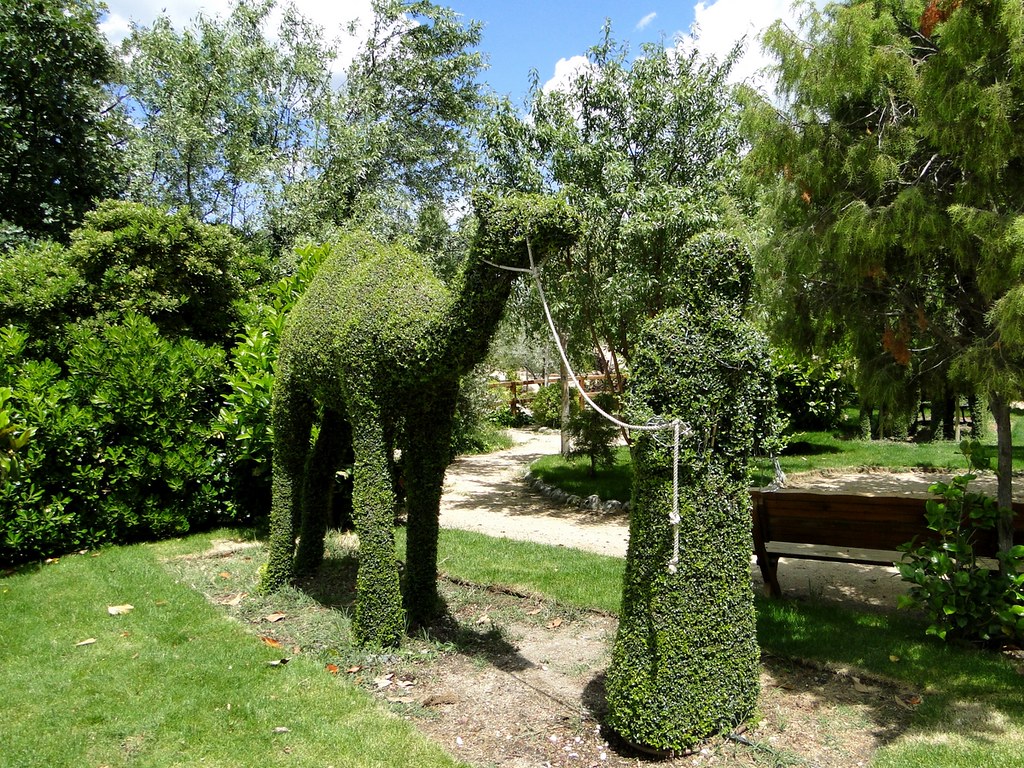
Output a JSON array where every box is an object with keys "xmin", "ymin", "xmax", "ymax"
[
  {"xmin": 259, "ymin": 193, "xmax": 578, "ymax": 647},
  {"xmin": 605, "ymin": 232, "xmax": 781, "ymax": 752}
]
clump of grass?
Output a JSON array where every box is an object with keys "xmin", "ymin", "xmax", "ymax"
[{"xmin": 530, "ymin": 445, "xmax": 632, "ymax": 502}]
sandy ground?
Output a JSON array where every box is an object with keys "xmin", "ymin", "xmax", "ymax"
[{"xmin": 438, "ymin": 429, "xmax": 1007, "ymax": 609}]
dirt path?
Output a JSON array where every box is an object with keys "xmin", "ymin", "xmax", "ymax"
[{"xmin": 440, "ymin": 428, "xmax": 919, "ymax": 608}]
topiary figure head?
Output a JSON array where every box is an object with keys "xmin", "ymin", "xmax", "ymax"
[{"xmin": 471, "ymin": 191, "xmax": 580, "ymax": 268}]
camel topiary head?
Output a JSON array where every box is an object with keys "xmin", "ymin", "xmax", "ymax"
[{"xmin": 471, "ymin": 191, "xmax": 580, "ymax": 270}]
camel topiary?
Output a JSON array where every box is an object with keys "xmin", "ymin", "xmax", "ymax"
[{"xmin": 259, "ymin": 193, "xmax": 578, "ymax": 647}]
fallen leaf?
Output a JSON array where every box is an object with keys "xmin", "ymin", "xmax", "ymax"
[
  {"xmin": 45, "ymin": 558, "xmax": 59, "ymax": 565},
  {"xmin": 889, "ymin": 655, "xmax": 900, "ymax": 663},
  {"xmin": 396, "ymin": 679, "xmax": 415, "ymax": 689},
  {"xmin": 265, "ymin": 611, "xmax": 287, "ymax": 623},
  {"xmin": 374, "ymin": 673, "xmax": 394, "ymax": 689},
  {"xmin": 261, "ymin": 636, "xmax": 284, "ymax": 648},
  {"xmin": 423, "ymin": 693, "xmax": 458, "ymax": 707},
  {"xmin": 226, "ymin": 593, "xmax": 246, "ymax": 606},
  {"xmin": 107, "ymin": 604, "xmax": 134, "ymax": 616},
  {"xmin": 547, "ymin": 618, "xmax": 563, "ymax": 629},
  {"xmin": 475, "ymin": 614, "xmax": 490, "ymax": 625},
  {"xmin": 346, "ymin": 665, "xmax": 362, "ymax": 674},
  {"xmin": 325, "ymin": 663, "xmax": 340, "ymax": 675},
  {"xmin": 272, "ymin": 726, "xmax": 290, "ymax": 734},
  {"xmin": 267, "ymin": 658, "xmax": 290, "ymax": 667},
  {"xmin": 526, "ymin": 608, "xmax": 542, "ymax": 616},
  {"xmin": 75, "ymin": 638, "xmax": 97, "ymax": 647},
  {"xmin": 154, "ymin": 600, "xmax": 168, "ymax": 607},
  {"xmin": 852, "ymin": 677, "xmax": 880, "ymax": 694},
  {"xmin": 218, "ymin": 571, "xmax": 231, "ymax": 579},
  {"xmin": 387, "ymin": 696, "xmax": 416, "ymax": 704}
]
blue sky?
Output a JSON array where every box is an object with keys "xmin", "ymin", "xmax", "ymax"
[{"xmin": 100, "ymin": 0, "xmax": 813, "ymax": 101}]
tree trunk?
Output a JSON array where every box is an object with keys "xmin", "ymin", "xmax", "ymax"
[
  {"xmin": 988, "ymin": 392, "xmax": 1016, "ymax": 567},
  {"xmin": 559, "ymin": 356, "xmax": 572, "ymax": 458}
]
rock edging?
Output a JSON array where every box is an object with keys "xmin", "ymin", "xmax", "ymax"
[{"xmin": 523, "ymin": 472, "xmax": 631, "ymax": 515}]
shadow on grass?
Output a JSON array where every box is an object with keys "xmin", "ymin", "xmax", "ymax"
[
  {"xmin": 298, "ymin": 549, "xmax": 532, "ymax": 673},
  {"xmin": 782, "ymin": 439, "xmax": 843, "ymax": 456}
]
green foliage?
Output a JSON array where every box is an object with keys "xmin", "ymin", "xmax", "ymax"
[
  {"xmin": 117, "ymin": 0, "xmax": 485, "ymax": 247},
  {"xmin": 66, "ymin": 201, "xmax": 246, "ymax": 344},
  {"xmin": 0, "ymin": 240, "xmax": 86, "ymax": 358},
  {"xmin": 529, "ymin": 383, "xmax": 563, "ymax": 429},
  {"xmin": 772, "ymin": 348, "xmax": 852, "ymax": 431},
  {"xmin": 0, "ymin": 385, "xmax": 34, "ymax": 484},
  {"xmin": 215, "ymin": 242, "xmax": 333, "ymax": 518},
  {"xmin": 0, "ymin": 316, "xmax": 233, "ymax": 563},
  {"xmin": 566, "ymin": 391, "xmax": 618, "ymax": 476},
  {"xmin": 606, "ymin": 307, "xmax": 775, "ymax": 752},
  {"xmin": 0, "ymin": 0, "xmax": 122, "ymax": 239},
  {"xmin": 898, "ymin": 475, "xmax": 1024, "ymax": 644}
]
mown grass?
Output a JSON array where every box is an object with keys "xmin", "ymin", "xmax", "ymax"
[
  {"xmin": 0, "ymin": 532, "xmax": 464, "ymax": 768},
  {"xmin": 531, "ymin": 415, "xmax": 1024, "ymax": 501},
  {"xmin": 431, "ymin": 527, "xmax": 1024, "ymax": 768}
]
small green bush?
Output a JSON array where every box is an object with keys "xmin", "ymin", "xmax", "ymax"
[
  {"xmin": 529, "ymin": 382, "xmax": 563, "ymax": 428},
  {"xmin": 1, "ymin": 316, "xmax": 234, "ymax": 563},
  {"xmin": 898, "ymin": 475, "xmax": 1024, "ymax": 644},
  {"xmin": 772, "ymin": 348, "xmax": 851, "ymax": 431},
  {"xmin": 566, "ymin": 391, "xmax": 618, "ymax": 476}
]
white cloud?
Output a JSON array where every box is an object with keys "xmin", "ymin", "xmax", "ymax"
[
  {"xmin": 636, "ymin": 12, "xmax": 657, "ymax": 31},
  {"xmin": 541, "ymin": 54, "xmax": 593, "ymax": 94},
  {"xmin": 680, "ymin": 0, "xmax": 824, "ymax": 96},
  {"xmin": 100, "ymin": 0, "xmax": 373, "ymax": 74}
]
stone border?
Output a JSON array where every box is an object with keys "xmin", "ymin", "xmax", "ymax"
[{"xmin": 523, "ymin": 472, "xmax": 630, "ymax": 515}]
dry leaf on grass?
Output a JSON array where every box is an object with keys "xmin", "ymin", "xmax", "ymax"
[
  {"xmin": 218, "ymin": 571, "xmax": 231, "ymax": 579},
  {"xmin": 107, "ymin": 604, "xmax": 134, "ymax": 616},
  {"xmin": 226, "ymin": 593, "xmax": 246, "ymax": 606},
  {"xmin": 325, "ymin": 663, "xmax": 340, "ymax": 675},
  {"xmin": 261, "ymin": 636, "xmax": 284, "ymax": 648},
  {"xmin": 272, "ymin": 726, "xmax": 290, "ymax": 733},
  {"xmin": 374, "ymin": 673, "xmax": 394, "ymax": 689},
  {"xmin": 852, "ymin": 677, "xmax": 880, "ymax": 694},
  {"xmin": 264, "ymin": 611, "xmax": 287, "ymax": 623},
  {"xmin": 387, "ymin": 696, "xmax": 415, "ymax": 704},
  {"xmin": 475, "ymin": 614, "xmax": 490, "ymax": 625},
  {"xmin": 547, "ymin": 618, "xmax": 563, "ymax": 629},
  {"xmin": 75, "ymin": 638, "xmax": 97, "ymax": 647},
  {"xmin": 526, "ymin": 608, "xmax": 542, "ymax": 616},
  {"xmin": 346, "ymin": 665, "xmax": 362, "ymax": 674}
]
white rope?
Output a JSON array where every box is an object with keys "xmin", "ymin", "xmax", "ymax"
[{"xmin": 485, "ymin": 240, "xmax": 687, "ymax": 573}]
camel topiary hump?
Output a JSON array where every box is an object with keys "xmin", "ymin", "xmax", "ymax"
[{"xmin": 283, "ymin": 230, "xmax": 451, "ymax": 386}]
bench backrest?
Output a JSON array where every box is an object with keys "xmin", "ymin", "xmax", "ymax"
[{"xmin": 750, "ymin": 490, "xmax": 1024, "ymax": 555}]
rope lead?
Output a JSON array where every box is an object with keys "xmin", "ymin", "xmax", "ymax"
[{"xmin": 487, "ymin": 239, "xmax": 687, "ymax": 574}]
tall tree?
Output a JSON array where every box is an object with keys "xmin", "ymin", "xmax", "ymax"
[
  {"xmin": 480, "ymin": 28, "xmax": 747, "ymax": 385},
  {"xmin": 743, "ymin": 0, "xmax": 1024, "ymax": 553},
  {"xmin": 116, "ymin": 0, "xmax": 485, "ymax": 246},
  {"xmin": 0, "ymin": 0, "xmax": 121, "ymax": 240}
]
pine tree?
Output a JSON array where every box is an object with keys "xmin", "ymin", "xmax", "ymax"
[{"xmin": 743, "ymin": 0, "xmax": 1024, "ymax": 554}]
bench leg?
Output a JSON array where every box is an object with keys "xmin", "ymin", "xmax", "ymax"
[{"xmin": 757, "ymin": 553, "xmax": 782, "ymax": 599}]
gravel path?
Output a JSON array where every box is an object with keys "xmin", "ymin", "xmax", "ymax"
[{"xmin": 439, "ymin": 428, "xmax": 921, "ymax": 608}]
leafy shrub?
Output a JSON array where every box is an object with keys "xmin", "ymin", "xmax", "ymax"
[
  {"xmin": 450, "ymin": 368, "xmax": 512, "ymax": 455},
  {"xmin": 215, "ymin": 242, "xmax": 333, "ymax": 518},
  {"xmin": 772, "ymin": 348, "xmax": 851, "ymax": 431},
  {"xmin": 566, "ymin": 391, "xmax": 618, "ymax": 476},
  {"xmin": 529, "ymin": 382, "xmax": 563, "ymax": 429},
  {"xmin": 898, "ymin": 475, "xmax": 1024, "ymax": 644},
  {"xmin": 1, "ymin": 316, "xmax": 233, "ymax": 563},
  {"xmin": 0, "ymin": 386, "xmax": 34, "ymax": 483},
  {"xmin": 67, "ymin": 200, "xmax": 248, "ymax": 344}
]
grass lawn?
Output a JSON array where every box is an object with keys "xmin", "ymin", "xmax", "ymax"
[
  {"xmin": 4, "ymin": 526, "xmax": 1022, "ymax": 767},
  {"xmin": 0, "ymin": 532, "xmax": 464, "ymax": 768},
  {"xmin": 530, "ymin": 413, "xmax": 1024, "ymax": 502}
]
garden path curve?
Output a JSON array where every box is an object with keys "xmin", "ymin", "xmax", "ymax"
[{"xmin": 436, "ymin": 428, "xmax": 953, "ymax": 609}]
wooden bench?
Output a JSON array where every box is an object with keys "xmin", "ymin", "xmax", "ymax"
[{"xmin": 750, "ymin": 489, "xmax": 1024, "ymax": 598}]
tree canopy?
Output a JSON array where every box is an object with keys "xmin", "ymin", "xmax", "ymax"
[{"xmin": 0, "ymin": 0, "xmax": 122, "ymax": 240}]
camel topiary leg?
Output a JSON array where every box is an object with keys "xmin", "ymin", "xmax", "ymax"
[
  {"xmin": 402, "ymin": 385, "xmax": 458, "ymax": 625},
  {"xmin": 294, "ymin": 408, "xmax": 351, "ymax": 578},
  {"xmin": 350, "ymin": 409, "xmax": 405, "ymax": 647},
  {"xmin": 260, "ymin": 374, "xmax": 315, "ymax": 594}
]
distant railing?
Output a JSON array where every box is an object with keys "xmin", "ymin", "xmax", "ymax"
[{"xmin": 488, "ymin": 373, "xmax": 617, "ymax": 416}]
